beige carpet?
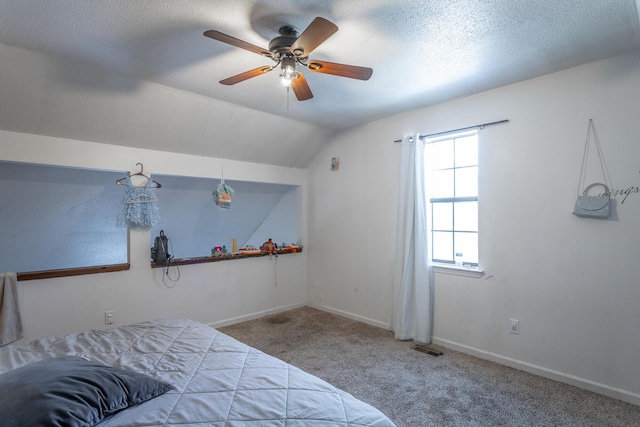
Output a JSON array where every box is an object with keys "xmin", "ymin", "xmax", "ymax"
[{"xmin": 219, "ymin": 306, "xmax": 640, "ymax": 427}]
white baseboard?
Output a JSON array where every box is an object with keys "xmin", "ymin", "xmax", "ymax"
[
  {"xmin": 208, "ymin": 302, "xmax": 307, "ymax": 329},
  {"xmin": 432, "ymin": 336, "xmax": 640, "ymax": 407},
  {"xmin": 309, "ymin": 303, "xmax": 391, "ymax": 330}
]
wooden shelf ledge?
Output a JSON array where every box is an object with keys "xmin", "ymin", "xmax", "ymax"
[
  {"xmin": 17, "ymin": 263, "xmax": 131, "ymax": 281},
  {"xmin": 150, "ymin": 247, "xmax": 303, "ymax": 269}
]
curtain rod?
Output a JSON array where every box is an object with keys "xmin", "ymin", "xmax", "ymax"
[{"xmin": 394, "ymin": 119, "xmax": 509, "ymax": 143}]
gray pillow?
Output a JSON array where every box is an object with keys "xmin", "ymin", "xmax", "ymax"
[{"xmin": 0, "ymin": 356, "xmax": 172, "ymax": 427}]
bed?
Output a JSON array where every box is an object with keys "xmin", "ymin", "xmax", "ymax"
[{"xmin": 0, "ymin": 317, "xmax": 396, "ymax": 426}]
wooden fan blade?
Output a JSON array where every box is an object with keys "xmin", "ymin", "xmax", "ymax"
[
  {"xmin": 307, "ymin": 60, "xmax": 373, "ymax": 80},
  {"xmin": 204, "ymin": 30, "xmax": 272, "ymax": 57},
  {"xmin": 220, "ymin": 66, "xmax": 273, "ymax": 85},
  {"xmin": 290, "ymin": 17, "xmax": 338, "ymax": 57},
  {"xmin": 291, "ymin": 72, "xmax": 313, "ymax": 101}
]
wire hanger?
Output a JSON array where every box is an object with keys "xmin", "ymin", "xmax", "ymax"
[
  {"xmin": 126, "ymin": 192, "xmax": 159, "ymax": 204},
  {"xmin": 116, "ymin": 163, "xmax": 161, "ymax": 188}
]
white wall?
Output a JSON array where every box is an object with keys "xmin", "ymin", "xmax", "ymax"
[
  {"xmin": 307, "ymin": 50, "xmax": 640, "ymax": 405},
  {"xmin": 0, "ymin": 130, "xmax": 308, "ymax": 341}
]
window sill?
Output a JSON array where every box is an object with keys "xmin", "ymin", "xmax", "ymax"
[
  {"xmin": 150, "ymin": 247, "xmax": 303, "ymax": 268},
  {"xmin": 432, "ymin": 263, "xmax": 484, "ymax": 278}
]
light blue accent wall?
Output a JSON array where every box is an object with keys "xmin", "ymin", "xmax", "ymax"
[
  {"xmin": 149, "ymin": 175, "xmax": 299, "ymax": 258},
  {"xmin": 0, "ymin": 161, "xmax": 128, "ymax": 272},
  {"xmin": 247, "ymin": 186, "xmax": 301, "ymax": 248},
  {"xmin": 0, "ymin": 163, "xmax": 299, "ymax": 272}
]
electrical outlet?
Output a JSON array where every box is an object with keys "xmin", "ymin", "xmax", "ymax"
[
  {"xmin": 105, "ymin": 310, "xmax": 115, "ymax": 325},
  {"xmin": 509, "ymin": 319, "xmax": 519, "ymax": 335}
]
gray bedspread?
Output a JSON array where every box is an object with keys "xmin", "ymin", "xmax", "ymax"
[{"xmin": 0, "ymin": 317, "xmax": 396, "ymax": 426}]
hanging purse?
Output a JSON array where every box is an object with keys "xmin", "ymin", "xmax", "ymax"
[
  {"xmin": 572, "ymin": 119, "xmax": 611, "ymax": 219},
  {"xmin": 573, "ymin": 183, "xmax": 610, "ymax": 218}
]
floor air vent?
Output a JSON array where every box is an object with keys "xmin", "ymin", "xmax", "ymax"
[{"xmin": 412, "ymin": 344, "xmax": 443, "ymax": 357}]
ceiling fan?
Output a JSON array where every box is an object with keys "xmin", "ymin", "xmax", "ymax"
[{"xmin": 204, "ymin": 17, "xmax": 373, "ymax": 101}]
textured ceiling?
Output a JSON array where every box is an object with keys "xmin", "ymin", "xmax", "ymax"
[{"xmin": 0, "ymin": 1, "xmax": 639, "ymax": 168}]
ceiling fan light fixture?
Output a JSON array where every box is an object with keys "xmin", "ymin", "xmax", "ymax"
[
  {"xmin": 280, "ymin": 56, "xmax": 296, "ymax": 87},
  {"xmin": 281, "ymin": 73, "xmax": 293, "ymax": 87},
  {"xmin": 282, "ymin": 64, "xmax": 295, "ymax": 75},
  {"xmin": 281, "ymin": 56, "xmax": 295, "ymax": 71}
]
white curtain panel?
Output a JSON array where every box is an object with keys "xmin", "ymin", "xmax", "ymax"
[{"xmin": 392, "ymin": 135, "xmax": 433, "ymax": 344}]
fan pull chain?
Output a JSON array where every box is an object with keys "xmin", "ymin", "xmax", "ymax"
[{"xmin": 286, "ymin": 87, "xmax": 290, "ymax": 111}]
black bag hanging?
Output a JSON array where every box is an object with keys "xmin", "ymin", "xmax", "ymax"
[{"xmin": 151, "ymin": 230, "xmax": 170, "ymax": 263}]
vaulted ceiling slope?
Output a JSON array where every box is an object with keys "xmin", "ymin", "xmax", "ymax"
[{"xmin": 0, "ymin": 1, "xmax": 639, "ymax": 168}]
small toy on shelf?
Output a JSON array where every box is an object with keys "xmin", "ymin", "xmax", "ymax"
[
  {"xmin": 281, "ymin": 243, "xmax": 302, "ymax": 253},
  {"xmin": 260, "ymin": 238, "xmax": 278, "ymax": 256},
  {"xmin": 212, "ymin": 246, "xmax": 223, "ymax": 257},
  {"xmin": 239, "ymin": 245, "xmax": 261, "ymax": 255}
]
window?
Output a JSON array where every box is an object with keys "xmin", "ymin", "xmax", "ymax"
[{"xmin": 425, "ymin": 131, "xmax": 478, "ymax": 266}]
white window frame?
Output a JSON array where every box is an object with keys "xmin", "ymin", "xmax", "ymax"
[{"xmin": 425, "ymin": 130, "xmax": 483, "ymax": 277}]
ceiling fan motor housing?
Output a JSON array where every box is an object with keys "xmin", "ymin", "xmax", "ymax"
[{"xmin": 268, "ymin": 25, "xmax": 299, "ymax": 57}]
